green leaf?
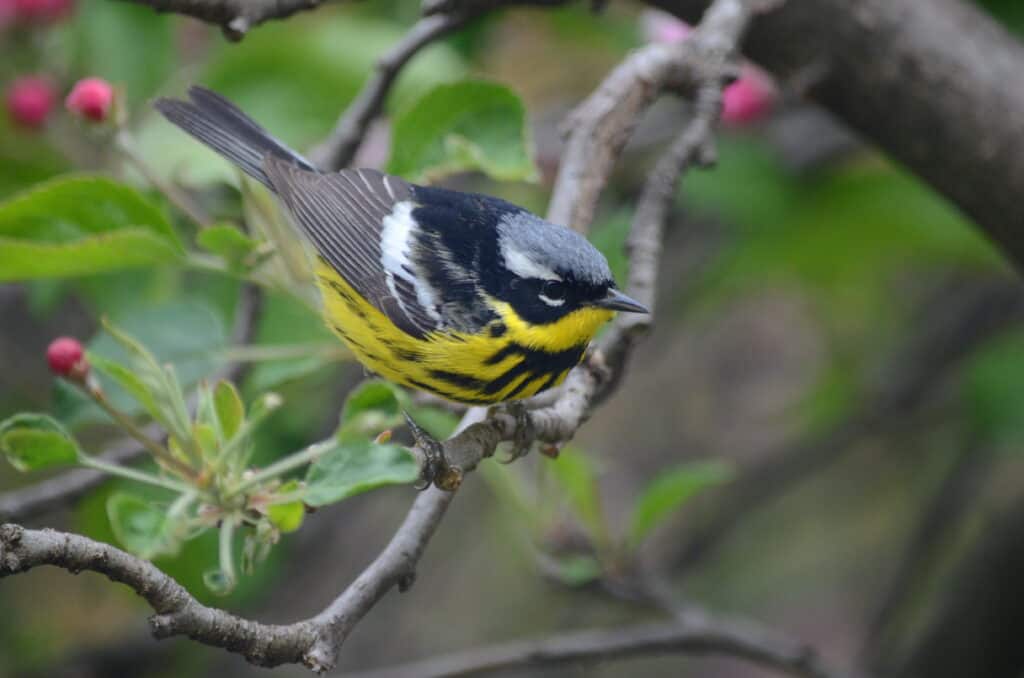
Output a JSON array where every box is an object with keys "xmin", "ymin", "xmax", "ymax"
[
  {"xmin": 387, "ymin": 80, "xmax": 539, "ymax": 183},
  {"xmin": 213, "ymin": 380, "xmax": 245, "ymax": 441},
  {"xmin": 106, "ymin": 492, "xmax": 178, "ymax": 559},
  {"xmin": 88, "ymin": 353, "xmax": 164, "ymax": 423},
  {"xmin": 0, "ymin": 175, "xmax": 182, "ymax": 282},
  {"xmin": 340, "ymin": 380, "xmax": 408, "ymax": 436},
  {"xmin": 628, "ymin": 461, "xmax": 734, "ymax": 547},
  {"xmin": 304, "ymin": 437, "xmax": 418, "ymax": 507},
  {"xmin": 197, "ymin": 225, "xmax": 258, "ymax": 268},
  {"xmin": 554, "ymin": 554, "xmax": 603, "ymax": 587},
  {"xmin": 267, "ymin": 480, "xmax": 305, "ymax": 533},
  {"xmin": 137, "ymin": 16, "xmax": 466, "ymax": 186},
  {"xmin": 549, "ymin": 447, "xmax": 605, "ymax": 539},
  {"xmin": 0, "ymin": 413, "xmax": 81, "ymax": 471}
]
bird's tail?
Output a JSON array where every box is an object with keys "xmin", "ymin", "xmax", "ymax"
[{"xmin": 154, "ymin": 85, "xmax": 317, "ymax": 188}]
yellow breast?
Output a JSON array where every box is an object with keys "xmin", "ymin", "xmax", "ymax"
[{"xmin": 314, "ymin": 261, "xmax": 613, "ymax": 404}]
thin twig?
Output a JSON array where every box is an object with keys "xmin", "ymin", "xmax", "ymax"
[
  {"xmin": 116, "ymin": 0, "xmax": 338, "ymax": 40},
  {"xmin": 308, "ymin": 11, "xmax": 473, "ymax": 170},
  {"xmin": 346, "ymin": 614, "xmax": 835, "ymax": 678}
]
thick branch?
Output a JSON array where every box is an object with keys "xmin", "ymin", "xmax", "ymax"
[
  {"xmin": 652, "ymin": 0, "xmax": 1024, "ymax": 270},
  {"xmin": 348, "ymin": 614, "xmax": 834, "ymax": 678},
  {"xmin": 116, "ymin": 0, "xmax": 334, "ymax": 40}
]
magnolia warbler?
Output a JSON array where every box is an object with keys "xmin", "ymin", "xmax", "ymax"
[{"xmin": 156, "ymin": 87, "xmax": 648, "ymax": 408}]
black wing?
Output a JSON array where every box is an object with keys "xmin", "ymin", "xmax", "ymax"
[{"xmin": 262, "ymin": 159, "xmax": 440, "ymax": 338}]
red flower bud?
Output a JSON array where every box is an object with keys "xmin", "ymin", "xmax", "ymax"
[
  {"xmin": 6, "ymin": 76, "xmax": 55, "ymax": 129},
  {"xmin": 13, "ymin": 0, "xmax": 74, "ymax": 23},
  {"xmin": 46, "ymin": 337, "xmax": 87, "ymax": 378},
  {"xmin": 721, "ymin": 65, "xmax": 777, "ymax": 126},
  {"xmin": 65, "ymin": 77, "xmax": 114, "ymax": 122}
]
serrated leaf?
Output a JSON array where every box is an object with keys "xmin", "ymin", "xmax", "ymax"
[
  {"xmin": 213, "ymin": 380, "xmax": 245, "ymax": 441},
  {"xmin": 387, "ymin": 80, "xmax": 538, "ymax": 183},
  {"xmin": 0, "ymin": 413, "xmax": 81, "ymax": 471},
  {"xmin": 107, "ymin": 492, "xmax": 178, "ymax": 559},
  {"xmin": 0, "ymin": 175, "xmax": 182, "ymax": 281},
  {"xmin": 628, "ymin": 461, "xmax": 734, "ymax": 547},
  {"xmin": 304, "ymin": 437, "xmax": 418, "ymax": 507}
]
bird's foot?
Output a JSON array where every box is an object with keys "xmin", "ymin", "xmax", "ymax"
[
  {"xmin": 492, "ymin": 401, "xmax": 534, "ymax": 463},
  {"xmin": 404, "ymin": 410, "xmax": 462, "ymax": 491}
]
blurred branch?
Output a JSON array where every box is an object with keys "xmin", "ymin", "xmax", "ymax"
[
  {"xmin": 115, "ymin": 0, "xmax": 337, "ymax": 40},
  {"xmin": 0, "ymin": 282, "xmax": 263, "ymax": 523},
  {"xmin": 650, "ymin": 0, "xmax": 1024, "ymax": 271},
  {"xmin": 310, "ymin": 0, "xmax": 578, "ymax": 170},
  {"xmin": 347, "ymin": 613, "xmax": 836, "ymax": 678},
  {"xmin": 546, "ymin": 0, "xmax": 777, "ymax": 232},
  {"xmin": 671, "ymin": 278, "xmax": 1024, "ymax": 571},
  {"xmin": 861, "ymin": 435, "xmax": 994, "ymax": 674}
]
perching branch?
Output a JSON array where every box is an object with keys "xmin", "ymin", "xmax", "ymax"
[
  {"xmin": 116, "ymin": 0, "xmax": 337, "ymax": 40},
  {"xmin": 346, "ymin": 613, "xmax": 835, "ymax": 678}
]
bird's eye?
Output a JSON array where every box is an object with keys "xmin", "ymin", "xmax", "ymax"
[{"xmin": 539, "ymin": 280, "xmax": 566, "ymax": 306}]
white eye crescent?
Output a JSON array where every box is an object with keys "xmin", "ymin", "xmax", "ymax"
[{"xmin": 539, "ymin": 280, "xmax": 566, "ymax": 307}]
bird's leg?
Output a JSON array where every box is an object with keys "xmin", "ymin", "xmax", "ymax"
[
  {"xmin": 403, "ymin": 410, "xmax": 463, "ymax": 491},
  {"xmin": 493, "ymin": 400, "xmax": 534, "ymax": 463}
]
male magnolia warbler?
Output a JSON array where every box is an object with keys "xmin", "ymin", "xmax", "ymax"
[{"xmin": 156, "ymin": 87, "xmax": 648, "ymax": 409}]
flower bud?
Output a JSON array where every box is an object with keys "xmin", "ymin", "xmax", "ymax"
[
  {"xmin": 721, "ymin": 65, "xmax": 777, "ymax": 126},
  {"xmin": 6, "ymin": 76, "xmax": 55, "ymax": 129},
  {"xmin": 65, "ymin": 77, "xmax": 114, "ymax": 122},
  {"xmin": 13, "ymin": 0, "xmax": 74, "ymax": 23},
  {"xmin": 46, "ymin": 337, "xmax": 88, "ymax": 378}
]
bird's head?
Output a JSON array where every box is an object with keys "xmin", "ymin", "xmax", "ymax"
[{"xmin": 493, "ymin": 213, "xmax": 649, "ymax": 327}]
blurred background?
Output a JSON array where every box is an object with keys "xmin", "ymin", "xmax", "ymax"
[{"xmin": 3, "ymin": 1, "xmax": 1024, "ymax": 677}]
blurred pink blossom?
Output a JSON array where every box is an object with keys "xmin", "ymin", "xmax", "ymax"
[
  {"xmin": 6, "ymin": 75, "xmax": 56, "ymax": 129},
  {"xmin": 641, "ymin": 9, "xmax": 777, "ymax": 126}
]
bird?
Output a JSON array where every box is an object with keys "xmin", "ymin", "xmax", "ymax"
[{"xmin": 155, "ymin": 86, "xmax": 648, "ymax": 411}]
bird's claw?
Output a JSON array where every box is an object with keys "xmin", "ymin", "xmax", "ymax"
[
  {"xmin": 492, "ymin": 401, "xmax": 534, "ymax": 463},
  {"xmin": 404, "ymin": 410, "xmax": 462, "ymax": 491}
]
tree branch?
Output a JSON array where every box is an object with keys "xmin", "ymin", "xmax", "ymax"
[
  {"xmin": 651, "ymin": 0, "xmax": 1024, "ymax": 271},
  {"xmin": 115, "ymin": 0, "xmax": 336, "ymax": 40},
  {"xmin": 346, "ymin": 614, "xmax": 836, "ymax": 678}
]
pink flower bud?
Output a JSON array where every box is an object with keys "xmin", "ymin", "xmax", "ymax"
[
  {"xmin": 46, "ymin": 337, "xmax": 88, "ymax": 378},
  {"xmin": 65, "ymin": 77, "xmax": 114, "ymax": 122},
  {"xmin": 6, "ymin": 76, "xmax": 55, "ymax": 129},
  {"xmin": 14, "ymin": 0, "xmax": 73, "ymax": 23},
  {"xmin": 721, "ymin": 65, "xmax": 777, "ymax": 126},
  {"xmin": 641, "ymin": 10, "xmax": 692, "ymax": 44}
]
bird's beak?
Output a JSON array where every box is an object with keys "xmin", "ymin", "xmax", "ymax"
[{"xmin": 592, "ymin": 288, "xmax": 649, "ymax": 314}]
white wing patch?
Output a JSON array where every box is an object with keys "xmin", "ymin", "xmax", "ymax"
[
  {"xmin": 380, "ymin": 201, "xmax": 443, "ymax": 325},
  {"xmin": 500, "ymin": 239, "xmax": 562, "ymax": 281}
]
